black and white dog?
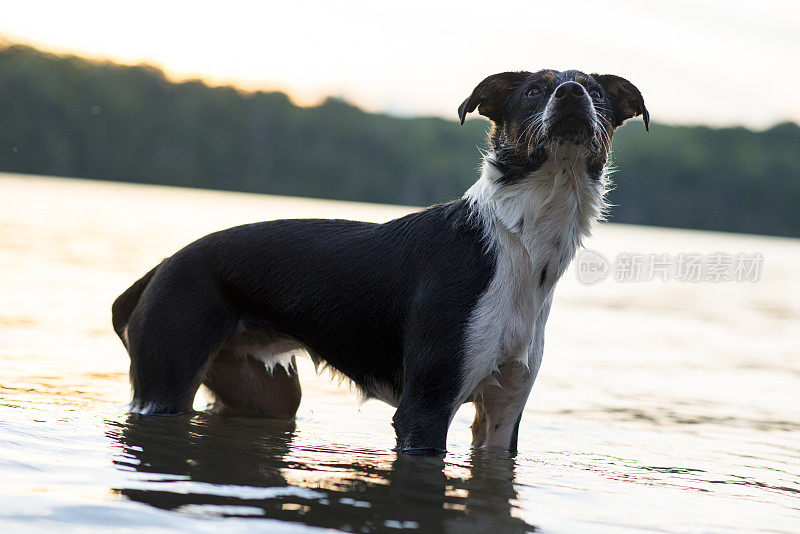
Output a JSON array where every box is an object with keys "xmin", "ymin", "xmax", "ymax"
[{"xmin": 112, "ymin": 69, "xmax": 648, "ymax": 455}]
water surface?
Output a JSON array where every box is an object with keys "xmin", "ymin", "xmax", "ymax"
[{"xmin": 1, "ymin": 174, "xmax": 799, "ymax": 532}]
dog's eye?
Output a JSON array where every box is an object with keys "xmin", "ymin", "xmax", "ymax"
[
  {"xmin": 527, "ymin": 84, "xmax": 544, "ymax": 97},
  {"xmin": 588, "ymin": 89, "xmax": 603, "ymax": 100}
]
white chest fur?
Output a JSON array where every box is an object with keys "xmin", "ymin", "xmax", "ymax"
[{"xmin": 461, "ymin": 145, "xmax": 607, "ymax": 400}]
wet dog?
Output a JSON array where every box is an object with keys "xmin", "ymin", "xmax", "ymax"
[{"xmin": 112, "ymin": 69, "xmax": 648, "ymax": 455}]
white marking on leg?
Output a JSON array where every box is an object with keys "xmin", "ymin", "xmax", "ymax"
[{"xmin": 472, "ymin": 295, "xmax": 552, "ymax": 449}]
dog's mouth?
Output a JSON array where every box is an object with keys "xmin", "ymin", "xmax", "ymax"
[{"xmin": 546, "ymin": 116, "xmax": 593, "ymax": 143}]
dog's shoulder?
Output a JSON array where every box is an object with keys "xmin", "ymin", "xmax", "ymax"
[{"xmin": 381, "ymin": 199, "xmax": 484, "ymax": 242}]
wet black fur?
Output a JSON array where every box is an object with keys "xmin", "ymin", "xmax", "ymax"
[{"xmin": 113, "ymin": 200, "xmax": 496, "ymax": 454}]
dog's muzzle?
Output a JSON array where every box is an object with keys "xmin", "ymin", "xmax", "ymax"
[{"xmin": 543, "ymin": 81, "xmax": 595, "ymax": 143}]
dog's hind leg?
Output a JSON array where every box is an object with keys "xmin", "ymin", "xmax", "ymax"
[
  {"xmin": 203, "ymin": 351, "xmax": 301, "ymax": 419},
  {"xmin": 125, "ymin": 284, "xmax": 237, "ymax": 415}
]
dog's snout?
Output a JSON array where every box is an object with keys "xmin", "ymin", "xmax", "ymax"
[
  {"xmin": 553, "ymin": 81, "xmax": 586, "ymax": 103},
  {"xmin": 544, "ymin": 80, "xmax": 594, "ymax": 143}
]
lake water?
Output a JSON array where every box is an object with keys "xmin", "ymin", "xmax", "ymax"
[{"xmin": 1, "ymin": 173, "xmax": 798, "ymax": 533}]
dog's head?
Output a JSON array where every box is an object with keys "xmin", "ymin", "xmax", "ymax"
[{"xmin": 458, "ymin": 69, "xmax": 648, "ymax": 168}]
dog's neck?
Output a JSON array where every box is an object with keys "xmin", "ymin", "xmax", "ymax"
[{"xmin": 464, "ymin": 143, "xmax": 608, "ymax": 265}]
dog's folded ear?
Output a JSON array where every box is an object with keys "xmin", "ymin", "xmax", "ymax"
[
  {"xmin": 458, "ymin": 71, "xmax": 529, "ymax": 126},
  {"xmin": 592, "ymin": 74, "xmax": 650, "ymax": 132}
]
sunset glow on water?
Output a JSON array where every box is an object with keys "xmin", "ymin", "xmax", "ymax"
[{"xmin": 1, "ymin": 174, "xmax": 799, "ymax": 532}]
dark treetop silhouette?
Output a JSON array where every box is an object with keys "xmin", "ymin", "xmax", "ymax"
[{"xmin": 1, "ymin": 43, "xmax": 798, "ymax": 237}]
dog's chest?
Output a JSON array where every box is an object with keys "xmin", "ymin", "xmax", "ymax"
[
  {"xmin": 492, "ymin": 234, "xmax": 539, "ymax": 360},
  {"xmin": 465, "ymin": 228, "xmax": 576, "ymax": 384},
  {"xmin": 490, "ymin": 225, "xmax": 574, "ymax": 360},
  {"xmin": 464, "ymin": 153, "xmax": 600, "ymax": 376}
]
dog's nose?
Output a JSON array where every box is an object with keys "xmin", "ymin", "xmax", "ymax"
[{"xmin": 553, "ymin": 81, "xmax": 587, "ymax": 103}]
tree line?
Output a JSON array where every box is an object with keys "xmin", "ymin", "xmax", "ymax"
[{"xmin": 1, "ymin": 43, "xmax": 797, "ymax": 237}]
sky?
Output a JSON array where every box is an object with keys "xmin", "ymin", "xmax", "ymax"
[{"xmin": 2, "ymin": 0, "xmax": 799, "ymax": 129}]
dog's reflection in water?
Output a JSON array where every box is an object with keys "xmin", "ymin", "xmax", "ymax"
[{"xmin": 108, "ymin": 414, "xmax": 535, "ymax": 532}]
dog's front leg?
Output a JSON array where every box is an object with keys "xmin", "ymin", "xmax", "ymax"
[
  {"xmin": 471, "ymin": 294, "xmax": 553, "ymax": 452},
  {"xmin": 393, "ymin": 395, "xmax": 455, "ymax": 456},
  {"xmin": 471, "ymin": 363, "xmax": 534, "ymax": 451},
  {"xmin": 392, "ymin": 319, "xmax": 465, "ymax": 455}
]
